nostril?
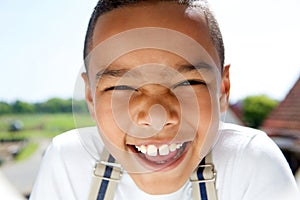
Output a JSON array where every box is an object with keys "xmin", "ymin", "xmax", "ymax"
[
  {"xmin": 165, "ymin": 122, "xmax": 174, "ymax": 126},
  {"xmin": 137, "ymin": 111, "xmax": 152, "ymax": 127},
  {"xmin": 139, "ymin": 121, "xmax": 151, "ymax": 127},
  {"xmin": 164, "ymin": 111, "xmax": 179, "ymax": 127}
]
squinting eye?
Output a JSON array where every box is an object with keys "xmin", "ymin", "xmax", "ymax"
[
  {"xmin": 104, "ymin": 85, "xmax": 138, "ymax": 92},
  {"xmin": 174, "ymin": 80, "xmax": 206, "ymax": 88}
]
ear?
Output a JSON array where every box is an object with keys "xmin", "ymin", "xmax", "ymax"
[
  {"xmin": 220, "ymin": 64, "xmax": 231, "ymax": 113},
  {"xmin": 81, "ymin": 73, "xmax": 96, "ymax": 120}
]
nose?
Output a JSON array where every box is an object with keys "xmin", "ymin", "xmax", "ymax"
[
  {"xmin": 131, "ymin": 85, "xmax": 180, "ymax": 131},
  {"xmin": 138, "ymin": 104, "xmax": 176, "ymax": 130}
]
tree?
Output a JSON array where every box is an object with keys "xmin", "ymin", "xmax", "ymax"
[
  {"xmin": 72, "ymin": 99, "xmax": 89, "ymax": 113},
  {"xmin": 0, "ymin": 101, "xmax": 12, "ymax": 114},
  {"xmin": 242, "ymin": 95, "xmax": 278, "ymax": 128},
  {"xmin": 12, "ymin": 100, "xmax": 35, "ymax": 113},
  {"xmin": 35, "ymin": 98, "xmax": 72, "ymax": 113}
]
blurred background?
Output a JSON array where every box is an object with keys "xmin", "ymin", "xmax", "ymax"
[{"xmin": 0, "ymin": 0, "xmax": 300, "ymax": 199}]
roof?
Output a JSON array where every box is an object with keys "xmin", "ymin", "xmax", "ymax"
[
  {"xmin": 262, "ymin": 75, "xmax": 300, "ymax": 140},
  {"xmin": 223, "ymin": 106, "xmax": 244, "ymax": 126}
]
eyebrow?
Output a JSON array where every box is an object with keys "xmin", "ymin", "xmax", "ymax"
[
  {"xmin": 95, "ymin": 62, "xmax": 213, "ymax": 80},
  {"xmin": 96, "ymin": 68, "xmax": 129, "ymax": 79},
  {"xmin": 177, "ymin": 62, "xmax": 213, "ymax": 73}
]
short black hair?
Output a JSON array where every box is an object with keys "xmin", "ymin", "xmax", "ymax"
[{"xmin": 83, "ymin": 0, "xmax": 224, "ymax": 70}]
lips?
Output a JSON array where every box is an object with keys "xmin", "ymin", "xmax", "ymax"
[{"xmin": 128, "ymin": 142, "xmax": 189, "ymax": 166}]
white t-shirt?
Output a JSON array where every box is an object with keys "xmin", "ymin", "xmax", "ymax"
[{"xmin": 30, "ymin": 123, "xmax": 300, "ymax": 200}]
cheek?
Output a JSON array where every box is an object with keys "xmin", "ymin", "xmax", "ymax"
[
  {"xmin": 94, "ymin": 96, "xmax": 126, "ymax": 149},
  {"xmin": 194, "ymin": 89, "xmax": 216, "ymax": 144},
  {"xmin": 192, "ymin": 88, "xmax": 220, "ymax": 159},
  {"xmin": 198, "ymin": 98, "xmax": 213, "ymax": 130}
]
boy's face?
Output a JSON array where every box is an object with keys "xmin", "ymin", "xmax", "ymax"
[{"xmin": 83, "ymin": 2, "xmax": 230, "ymax": 194}]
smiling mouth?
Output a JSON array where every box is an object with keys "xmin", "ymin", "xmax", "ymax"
[{"xmin": 128, "ymin": 142, "xmax": 190, "ymax": 165}]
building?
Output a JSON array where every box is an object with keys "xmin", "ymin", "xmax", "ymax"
[
  {"xmin": 223, "ymin": 105, "xmax": 244, "ymax": 126},
  {"xmin": 261, "ymin": 75, "xmax": 300, "ymax": 173}
]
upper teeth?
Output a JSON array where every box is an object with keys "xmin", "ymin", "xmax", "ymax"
[{"xmin": 135, "ymin": 143, "xmax": 183, "ymax": 157}]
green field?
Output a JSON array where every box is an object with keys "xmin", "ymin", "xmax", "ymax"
[
  {"xmin": 15, "ymin": 142, "xmax": 39, "ymax": 161},
  {"xmin": 0, "ymin": 113, "xmax": 96, "ymax": 139}
]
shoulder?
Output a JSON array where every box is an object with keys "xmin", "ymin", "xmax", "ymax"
[
  {"xmin": 212, "ymin": 123, "xmax": 270, "ymax": 180},
  {"xmin": 214, "ymin": 123, "xmax": 268, "ymax": 154},
  {"xmin": 213, "ymin": 123, "xmax": 300, "ymax": 199},
  {"xmin": 30, "ymin": 127, "xmax": 104, "ymax": 200},
  {"xmin": 50, "ymin": 126, "xmax": 104, "ymax": 160},
  {"xmin": 52, "ymin": 126, "xmax": 97, "ymax": 144},
  {"xmin": 216, "ymin": 123, "xmax": 285, "ymax": 162},
  {"xmin": 214, "ymin": 122, "xmax": 288, "ymax": 170}
]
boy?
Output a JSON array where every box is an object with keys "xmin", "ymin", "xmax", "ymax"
[{"xmin": 30, "ymin": 0, "xmax": 300, "ymax": 199}]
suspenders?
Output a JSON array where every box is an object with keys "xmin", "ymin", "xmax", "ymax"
[
  {"xmin": 88, "ymin": 149, "xmax": 123, "ymax": 200},
  {"xmin": 89, "ymin": 149, "xmax": 217, "ymax": 200},
  {"xmin": 190, "ymin": 153, "xmax": 218, "ymax": 200}
]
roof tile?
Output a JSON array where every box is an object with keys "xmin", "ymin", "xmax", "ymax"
[{"xmin": 262, "ymin": 75, "xmax": 300, "ymax": 137}]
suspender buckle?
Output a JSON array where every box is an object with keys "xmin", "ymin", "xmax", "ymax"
[
  {"xmin": 93, "ymin": 161, "xmax": 123, "ymax": 183},
  {"xmin": 190, "ymin": 163, "xmax": 216, "ymax": 183}
]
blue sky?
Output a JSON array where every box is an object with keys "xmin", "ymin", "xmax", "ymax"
[
  {"xmin": 1, "ymin": 0, "xmax": 300, "ymax": 103},
  {"xmin": 0, "ymin": 0, "xmax": 97, "ymax": 102}
]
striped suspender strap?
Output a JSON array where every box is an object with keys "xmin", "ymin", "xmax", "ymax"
[
  {"xmin": 89, "ymin": 149, "xmax": 216, "ymax": 200},
  {"xmin": 88, "ymin": 149, "xmax": 122, "ymax": 200},
  {"xmin": 190, "ymin": 152, "xmax": 218, "ymax": 200}
]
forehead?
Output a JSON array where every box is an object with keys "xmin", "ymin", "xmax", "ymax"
[
  {"xmin": 96, "ymin": 49, "xmax": 210, "ymax": 79},
  {"xmin": 106, "ymin": 49, "xmax": 188, "ymax": 68},
  {"xmin": 91, "ymin": 2, "xmax": 220, "ymax": 68}
]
